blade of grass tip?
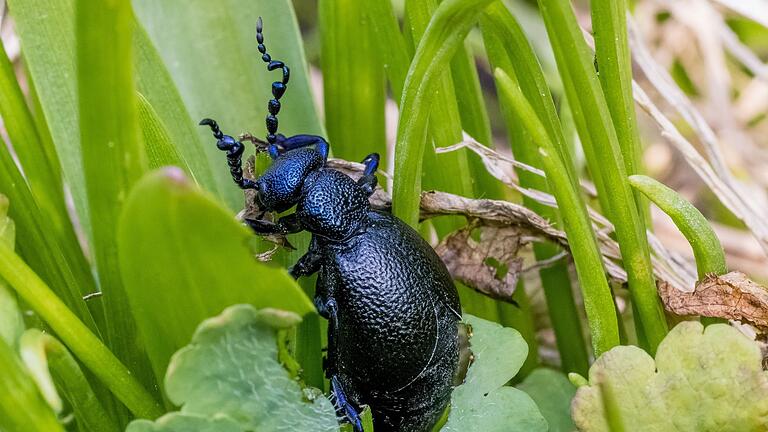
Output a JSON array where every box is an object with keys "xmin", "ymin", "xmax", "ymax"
[
  {"xmin": 20, "ymin": 330, "xmax": 120, "ymax": 432},
  {"xmin": 134, "ymin": 24, "xmax": 219, "ymax": 197},
  {"xmin": 591, "ymin": 0, "xmax": 649, "ymax": 225},
  {"xmin": 0, "ymin": 337, "xmax": 64, "ymax": 432},
  {"xmin": 536, "ymin": 0, "xmax": 668, "ymax": 353},
  {"xmin": 137, "ymin": 93, "xmax": 194, "ymax": 175},
  {"xmin": 628, "ymin": 175, "xmax": 727, "ymax": 278},
  {"xmin": 392, "ymin": 0, "xmax": 496, "ymax": 228},
  {"xmin": 319, "ymin": 0, "xmax": 387, "ymax": 163},
  {"xmin": 480, "ymin": 5, "xmax": 590, "ymax": 374},
  {"xmin": 495, "ymin": 68, "xmax": 620, "ymax": 356},
  {"xmin": 76, "ymin": 0, "xmax": 157, "ymax": 401},
  {"xmin": 0, "ymin": 244, "xmax": 163, "ymax": 419}
]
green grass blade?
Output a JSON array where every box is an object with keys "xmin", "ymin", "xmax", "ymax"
[
  {"xmin": 481, "ymin": 4, "xmax": 589, "ymax": 374},
  {"xmin": 134, "ymin": 25, "xmax": 218, "ymax": 195},
  {"xmin": 77, "ymin": 0, "xmax": 156, "ymax": 400},
  {"xmin": 450, "ymin": 42, "xmax": 504, "ymax": 200},
  {"xmin": 393, "ymin": 0, "xmax": 496, "ymax": 227},
  {"xmin": 319, "ymin": 0, "xmax": 386, "ymax": 162},
  {"xmin": 0, "ymin": 337, "xmax": 63, "ymax": 432},
  {"xmin": 360, "ymin": 0, "xmax": 410, "ymax": 98},
  {"xmin": 0, "ymin": 243, "xmax": 163, "ymax": 419},
  {"xmin": 7, "ymin": 0, "xmax": 93, "ymax": 236},
  {"xmin": 117, "ymin": 168, "xmax": 315, "ymax": 387},
  {"xmin": 137, "ymin": 93, "xmax": 193, "ymax": 174},
  {"xmin": 495, "ymin": 68, "xmax": 620, "ymax": 356},
  {"xmin": 629, "ymin": 175, "xmax": 727, "ymax": 278},
  {"xmin": 133, "ymin": 0, "xmax": 323, "ymax": 211},
  {"xmin": 536, "ymin": 0, "xmax": 667, "ymax": 352},
  {"xmin": 591, "ymin": 0, "xmax": 649, "ymax": 223},
  {"xmin": 20, "ymin": 330, "xmax": 120, "ymax": 432}
]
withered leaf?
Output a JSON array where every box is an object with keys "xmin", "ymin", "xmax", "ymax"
[
  {"xmin": 659, "ymin": 271, "xmax": 768, "ymax": 331},
  {"xmin": 435, "ymin": 225, "xmax": 524, "ymax": 303}
]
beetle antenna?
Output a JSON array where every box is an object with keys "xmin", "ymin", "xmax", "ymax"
[
  {"xmin": 257, "ymin": 16, "xmax": 290, "ymax": 145},
  {"xmin": 199, "ymin": 118, "xmax": 224, "ymax": 140}
]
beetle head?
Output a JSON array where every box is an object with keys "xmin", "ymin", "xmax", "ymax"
[{"xmin": 254, "ymin": 147, "xmax": 324, "ymax": 213}]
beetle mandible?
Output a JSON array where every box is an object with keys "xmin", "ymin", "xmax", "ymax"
[{"xmin": 200, "ymin": 17, "xmax": 469, "ymax": 432}]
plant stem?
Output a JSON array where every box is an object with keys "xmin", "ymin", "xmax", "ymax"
[
  {"xmin": 0, "ymin": 244, "xmax": 163, "ymax": 419},
  {"xmin": 495, "ymin": 69, "xmax": 620, "ymax": 356},
  {"xmin": 537, "ymin": 0, "xmax": 668, "ymax": 353},
  {"xmin": 481, "ymin": 5, "xmax": 590, "ymax": 373},
  {"xmin": 392, "ymin": 0, "xmax": 496, "ymax": 228}
]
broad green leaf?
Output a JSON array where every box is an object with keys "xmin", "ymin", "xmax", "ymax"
[
  {"xmin": 117, "ymin": 168, "xmax": 315, "ymax": 385},
  {"xmin": 134, "ymin": 25, "xmax": 219, "ymax": 196},
  {"xmin": 77, "ymin": 0, "xmax": 155, "ymax": 401},
  {"xmin": 517, "ymin": 369, "xmax": 577, "ymax": 432},
  {"xmin": 0, "ymin": 337, "xmax": 63, "ymax": 432},
  {"xmin": 572, "ymin": 321, "xmax": 768, "ymax": 431},
  {"xmin": 441, "ymin": 315, "xmax": 547, "ymax": 432},
  {"xmin": 132, "ymin": 0, "xmax": 323, "ymax": 211},
  {"xmin": 19, "ymin": 329, "xmax": 120, "ymax": 432},
  {"xmin": 128, "ymin": 413, "xmax": 243, "ymax": 432},
  {"xmin": 127, "ymin": 304, "xmax": 338, "ymax": 432},
  {"xmin": 319, "ymin": 0, "xmax": 386, "ymax": 162}
]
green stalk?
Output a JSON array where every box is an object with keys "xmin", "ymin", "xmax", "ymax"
[
  {"xmin": 628, "ymin": 175, "xmax": 727, "ymax": 278},
  {"xmin": 77, "ymin": 0, "xmax": 155, "ymax": 392},
  {"xmin": 591, "ymin": 0, "xmax": 649, "ymax": 224},
  {"xmin": 495, "ymin": 69, "xmax": 619, "ymax": 356},
  {"xmin": 0, "ymin": 243, "xmax": 163, "ymax": 419},
  {"xmin": 481, "ymin": 4, "xmax": 589, "ymax": 374},
  {"xmin": 0, "ymin": 337, "xmax": 63, "ymax": 432},
  {"xmin": 498, "ymin": 282, "xmax": 539, "ymax": 379},
  {"xmin": 20, "ymin": 330, "xmax": 120, "ymax": 432},
  {"xmin": 319, "ymin": 0, "xmax": 387, "ymax": 162},
  {"xmin": 537, "ymin": 0, "xmax": 668, "ymax": 353},
  {"xmin": 392, "ymin": 0, "xmax": 496, "ymax": 228}
]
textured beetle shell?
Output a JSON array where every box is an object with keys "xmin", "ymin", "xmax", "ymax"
[{"xmin": 298, "ymin": 168, "xmax": 462, "ymax": 432}]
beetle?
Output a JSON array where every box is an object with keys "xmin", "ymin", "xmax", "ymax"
[{"xmin": 199, "ymin": 17, "xmax": 468, "ymax": 432}]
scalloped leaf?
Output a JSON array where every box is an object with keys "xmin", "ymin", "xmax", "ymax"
[
  {"xmin": 572, "ymin": 321, "xmax": 768, "ymax": 431},
  {"xmin": 441, "ymin": 315, "xmax": 548, "ymax": 432},
  {"xmin": 127, "ymin": 304, "xmax": 338, "ymax": 432}
]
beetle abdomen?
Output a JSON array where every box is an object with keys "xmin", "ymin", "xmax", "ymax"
[{"xmin": 317, "ymin": 210, "xmax": 461, "ymax": 432}]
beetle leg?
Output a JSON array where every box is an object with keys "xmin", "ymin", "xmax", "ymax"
[
  {"xmin": 357, "ymin": 153, "xmax": 380, "ymax": 197},
  {"xmin": 244, "ymin": 213, "xmax": 303, "ymax": 235},
  {"xmin": 199, "ymin": 118, "xmax": 258, "ymax": 190},
  {"xmin": 289, "ymin": 237, "xmax": 322, "ymax": 279},
  {"xmin": 331, "ymin": 376, "xmax": 363, "ymax": 432},
  {"xmin": 273, "ymin": 134, "xmax": 329, "ymax": 160}
]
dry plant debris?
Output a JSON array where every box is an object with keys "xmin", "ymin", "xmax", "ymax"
[{"xmin": 659, "ymin": 271, "xmax": 768, "ymax": 332}]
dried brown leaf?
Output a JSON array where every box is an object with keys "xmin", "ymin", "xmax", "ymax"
[
  {"xmin": 659, "ymin": 271, "xmax": 768, "ymax": 331},
  {"xmin": 434, "ymin": 225, "xmax": 524, "ymax": 303}
]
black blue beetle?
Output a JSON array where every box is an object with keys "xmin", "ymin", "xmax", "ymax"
[{"xmin": 200, "ymin": 17, "xmax": 467, "ymax": 432}]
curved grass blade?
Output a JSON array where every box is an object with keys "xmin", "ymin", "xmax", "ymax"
[
  {"xmin": 392, "ymin": 0, "xmax": 496, "ymax": 227},
  {"xmin": 137, "ymin": 93, "xmax": 193, "ymax": 175}
]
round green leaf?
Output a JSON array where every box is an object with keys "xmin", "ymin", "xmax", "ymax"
[
  {"xmin": 572, "ymin": 321, "xmax": 768, "ymax": 431},
  {"xmin": 128, "ymin": 413, "xmax": 243, "ymax": 432},
  {"xmin": 118, "ymin": 168, "xmax": 315, "ymax": 385},
  {"xmin": 441, "ymin": 314, "xmax": 548, "ymax": 432}
]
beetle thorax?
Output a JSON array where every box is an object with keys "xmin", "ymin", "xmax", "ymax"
[{"xmin": 295, "ymin": 169, "xmax": 370, "ymax": 241}]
